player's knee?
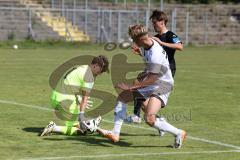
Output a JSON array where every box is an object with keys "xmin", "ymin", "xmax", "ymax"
[
  {"xmin": 117, "ymin": 91, "xmax": 132, "ymax": 103},
  {"xmin": 133, "ymin": 79, "xmax": 139, "ymax": 85},
  {"xmin": 144, "ymin": 114, "xmax": 155, "ymax": 126}
]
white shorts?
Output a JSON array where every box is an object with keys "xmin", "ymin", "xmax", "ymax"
[{"xmin": 137, "ymin": 82, "xmax": 173, "ymax": 107}]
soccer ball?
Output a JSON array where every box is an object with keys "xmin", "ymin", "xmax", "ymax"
[
  {"xmin": 82, "ymin": 116, "xmax": 102, "ymax": 134},
  {"xmin": 13, "ymin": 44, "xmax": 18, "ymax": 49},
  {"xmin": 119, "ymin": 41, "xmax": 131, "ymax": 50}
]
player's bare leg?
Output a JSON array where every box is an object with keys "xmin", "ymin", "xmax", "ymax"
[
  {"xmin": 144, "ymin": 96, "xmax": 186, "ymax": 148},
  {"xmin": 142, "ymin": 98, "xmax": 165, "ymax": 136}
]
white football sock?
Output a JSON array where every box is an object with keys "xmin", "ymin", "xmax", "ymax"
[
  {"xmin": 52, "ymin": 125, "xmax": 63, "ymax": 133},
  {"xmin": 112, "ymin": 119, "xmax": 123, "ymax": 136},
  {"xmin": 112, "ymin": 101, "xmax": 126, "ymax": 136},
  {"xmin": 153, "ymin": 117, "xmax": 181, "ymax": 136}
]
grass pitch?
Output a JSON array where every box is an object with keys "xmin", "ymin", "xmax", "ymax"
[{"xmin": 0, "ymin": 44, "xmax": 239, "ymax": 160}]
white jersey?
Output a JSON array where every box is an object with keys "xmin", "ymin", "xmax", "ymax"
[{"xmin": 140, "ymin": 39, "xmax": 174, "ymax": 86}]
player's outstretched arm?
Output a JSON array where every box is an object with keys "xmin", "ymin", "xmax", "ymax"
[
  {"xmin": 152, "ymin": 36, "xmax": 183, "ymax": 51},
  {"xmin": 131, "ymin": 43, "xmax": 141, "ymax": 56},
  {"xmin": 130, "ymin": 73, "xmax": 159, "ymax": 90},
  {"xmin": 115, "ymin": 73, "xmax": 159, "ymax": 91},
  {"xmin": 79, "ymin": 90, "xmax": 90, "ymax": 112}
]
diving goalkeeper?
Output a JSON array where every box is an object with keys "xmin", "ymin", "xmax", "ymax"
[{"xmin": 40, "ymin": 55, "xmax": 109, "ymax": 136}]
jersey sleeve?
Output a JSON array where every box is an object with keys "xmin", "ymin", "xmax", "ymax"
[
  {"xmin": 82, "ymin": 70, "xmax": 94, "ymax": 93},
  {"xmin": 83, "ymin": 81, "xmax": 94, "ymax": 93},
  {"xmin": 168, "ymin": 32, "xmax": 182, "ymax": 44}
]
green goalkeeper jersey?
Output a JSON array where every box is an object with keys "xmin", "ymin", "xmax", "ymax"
[{"xmin": 51, "ymin": 65, "xmax": 94, "ymax": 106}]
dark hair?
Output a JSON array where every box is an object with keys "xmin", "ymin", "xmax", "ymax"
[
  {"xmin": 91, "ymin": 55, "xmax": 109, "ymax": 73},
  {"xmin": 149, "ymin": 9, "xmax": 168, "ymax": 25}
]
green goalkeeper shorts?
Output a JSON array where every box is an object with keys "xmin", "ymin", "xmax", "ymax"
[{"xmin": 50, "ymin": 90, "xmax": 80, "ymax": 127}]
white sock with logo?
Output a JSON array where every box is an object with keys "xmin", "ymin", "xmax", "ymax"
[
  {"xmin": 112, "ymin": 101, "xmax": 126, "ymax": 136},
  {"xmin": 153, "ymin": 117, "xmax": 181, "ymax": 136}
]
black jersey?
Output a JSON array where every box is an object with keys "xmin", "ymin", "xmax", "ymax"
[{"xmin": 155, "ymin": 31, "xmax": 181, "ymax": 76}]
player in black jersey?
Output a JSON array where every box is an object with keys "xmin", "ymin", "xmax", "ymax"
[
  {"xmin": 150, "ymin": 9, "xmax": 183, "ymax": 77},
  {"xmin": 126, "ymin": 10, "xmax": 183, "ymax": 124}
]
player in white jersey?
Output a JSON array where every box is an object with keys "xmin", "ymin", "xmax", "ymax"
[
  {"xmin": 98, "ymin": 24, "xmax": 186, "ymax": 148},
  {"xmin": 137, "ymin": 37, "xmax": 173, "ymax": 106}
]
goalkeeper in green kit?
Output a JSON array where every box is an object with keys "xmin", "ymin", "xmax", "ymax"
[{"xmin": 40, "ymin": 55, "xmax": 109, "ymax": 136}]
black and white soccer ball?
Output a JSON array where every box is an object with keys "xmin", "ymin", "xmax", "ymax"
[{"xmin": 82, "ymin": 116, "xmax": 102, "ymax": 134}]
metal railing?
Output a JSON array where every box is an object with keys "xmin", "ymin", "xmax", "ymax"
[{"xmin": 0, "ymin": 3, "xmax": 239, "ymax": 45}]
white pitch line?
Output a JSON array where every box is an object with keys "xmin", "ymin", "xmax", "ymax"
[
  {"xmin": 102, "ymin": 119, "xmax": 240, "ymax": 150},
  {"xmin": 1, "ymin": 99, "xmax": 240, "ymax": 150},
  {"xmin": 187, "ymin": 136, "xmax": 240, "ymax": 150},
  {"xmin": 20, "ymin": 150, "xmax": 240, "ymax": 160},
  {"xmin": 0, "ymin": 100, "xmax": 52, "ymax": 112}
]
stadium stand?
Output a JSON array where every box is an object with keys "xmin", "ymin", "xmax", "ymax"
[{"xmin": 0, "ymin": 0, "xmax": 239, "ymax": 44}]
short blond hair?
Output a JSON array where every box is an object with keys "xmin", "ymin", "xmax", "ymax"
[{"xmin": 128, "ymin": 24, "xmax": 148, "ymax": 40}]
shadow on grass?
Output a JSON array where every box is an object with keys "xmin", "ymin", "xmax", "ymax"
[
  {"xmin": 22, "ymin": 127, "xmax": 132, "ymax": 147},
  {"xmin": 44, "ymin": 134, "xmax": 132, "ymax": 147},
  {"xmin": 22, "ymin": 127, "xmax": 172, "ymax": 148},
  {"xmin": 22, "ymin": 127, "xmax": 43, "ymax": 136},
  {"xmin": 121, "ymin": 132, "xmax": 158, "ymax": 137},
  {"xmin": 44, "ymin": 136, "xmax": 171, "ymax": 148},
  {"xmin": 131, "ymin": 145, "xmax": 173, "ymax": 148}
]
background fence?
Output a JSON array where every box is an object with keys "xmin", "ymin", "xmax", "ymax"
[{"xmin": 0, "ymin": 0, "xmax": 239, "ymax": 45}]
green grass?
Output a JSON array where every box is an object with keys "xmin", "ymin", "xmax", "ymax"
[{"xmin": 0, "ymin": 45, "xmax": 240, "ymax": 160}]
